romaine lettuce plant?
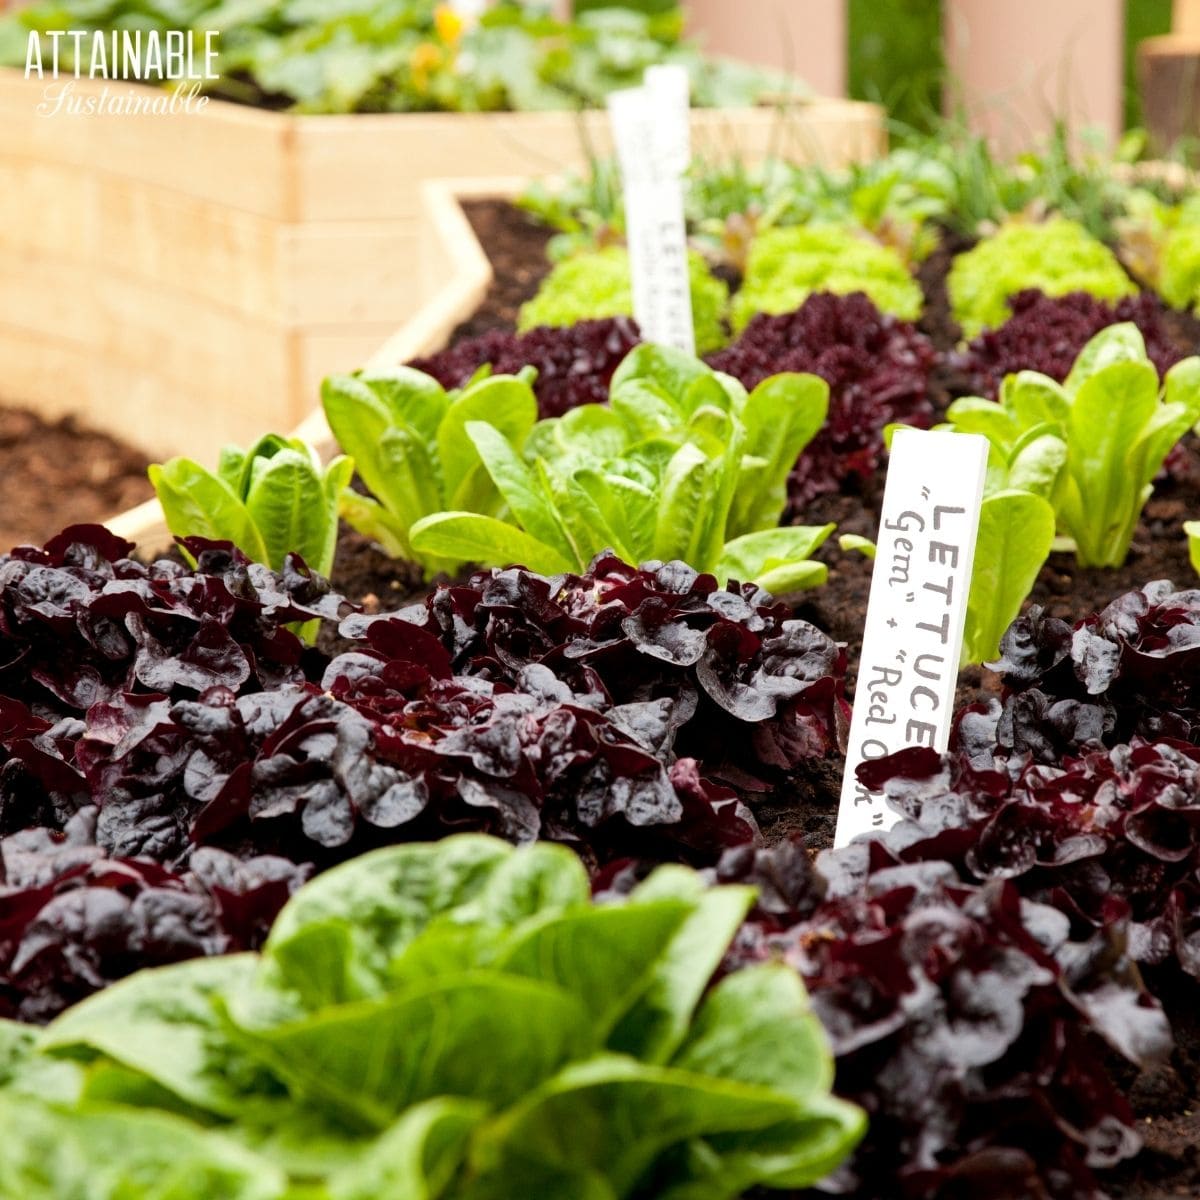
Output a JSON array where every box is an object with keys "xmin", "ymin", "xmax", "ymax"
[
  {"xmin": 10, "ymin": 835, "xmax": 864, "ymax": 1199},
  {"xmin": 946, "ymin": 216, "xmax": 1137, "ymax": 337},
  {"xmin": 1186, "ymin": 519, "xmax": 1200, "ymax": 575},
  {"xmin": 321, "ymin": 366, "xmax": 539, "ymax": 578},
  {"xmin": 941, "ymin": 323, "xmax": 1200, "ymax": 568},
  {"xmin": 730, "ymin": 224, "xmax": 923, "ymax": 332},
  {"xmin": 518, "ymin": 246, "xmax": 730, "ymax": 354},
  {"xmin": 409, "ymin": 345, "xmax": 835, "ymax": 593},
  {"xmin": 150, "ymin": 434, "xmax": 352, "ymax": 580}
]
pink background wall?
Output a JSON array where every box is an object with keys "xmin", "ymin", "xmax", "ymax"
[
  {"xmin": 943, "ymin": 0, "xmax": 1124, "ymax": 148},
  {"xmin": 686, "ymin": 0, "xmax": 847, "ymax": 100}
]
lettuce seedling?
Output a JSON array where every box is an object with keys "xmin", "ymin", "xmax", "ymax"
[
  {"xmin": 24, "ymin": 836, "xmax": 865, "ymax": 1199},
  {"xmin": 946, "ymin": 216, "xmax": 1136, "ymax": 336},
  {"xmin": 150, "ymin": 433, "xmax": 352, "ymax": 580},
  {"xmin": 410, "ymin": 344, "xmax": 834, "ymax": 593},
  {"xmin": 943, "ymin": 323, "xmax": 1200, "ymax": 569},
  {"xmin": 322, "ymin": 365, "xmax": 540, "ymax": 579}
]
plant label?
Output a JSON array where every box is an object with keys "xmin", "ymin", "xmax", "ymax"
[
  {"xmin": 835, "ymin": 428, "xmax": 989, "ymax": 847},
  {"xmin": 607, "ymin": 65, "xmax": 694, "ymax": 354}
]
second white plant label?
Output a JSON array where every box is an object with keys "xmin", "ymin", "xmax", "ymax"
[
  {"xmin": 607, "ymin": 65, "xmax": 693, "ymax": 354},
  {"xmin": 835, "ymin": 428, "xmax": 990, "ymax": 847}
]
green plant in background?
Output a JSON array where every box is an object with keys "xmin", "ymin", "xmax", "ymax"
[
  {"xmin": 1156, "ymin": 194, "xmax": 1200, "ymax": 311},
  {"xmin": 410, "ymin": 344, "xmax": 834, "ymax": 593},
  {"xmin": 322, "ymin": 366, "xmax": 539, "ymax": 579},
  {"xmin": 5, "ymin": 835, "xmax": 865, "ymax": 1199},
  {"xmin": 517, "ymin": 158, "xmax": 626, "ymax": 261},
  {"xmin": 1186, "ymin": 519, "xmax": 1200, "ymax": 575},
  {"xmin": 731, "ymin": 225, "xmax": 923, "ymax": 331},
  {"xmin": 0, "ymin": 1, "xmax": 795, "ymax": 115},
  {"xmin": 150, "ymin": 434, "xmax": 352, "ymax": 579},
  {"xmin": 942, "ymin": 324, "xmax": 1200, "ymax": 569},
  {"xmin": 518, "ymin": 246, "xmax": 730, "ymax": 353},
  {"xmin": 847, "ymin": 0, "xmax": 944, "ymax": 137},
  {"xmin": 946, "ymin": 216, "xmax": 1137, "ymax": 337}
]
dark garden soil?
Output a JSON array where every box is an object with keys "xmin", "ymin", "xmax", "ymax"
[
  {"xmin": 0, "ymin": 405, "xmax": 153, "ymax": 551},
  {"xmin": 351, "ymin": 198, "xmax": 1200, "ymax": 1199},
  {"xmin": 449, "ymin": 199, "xmax": 556, "ymax": 339}
]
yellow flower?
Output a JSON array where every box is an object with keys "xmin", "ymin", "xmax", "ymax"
[
  {"xmin": 410, "ymin": 40, "xmax": 442, "ymax": 89},
  {"xmin": 434, "ymin": 4, "xmax": 464, "ymax": 46}
]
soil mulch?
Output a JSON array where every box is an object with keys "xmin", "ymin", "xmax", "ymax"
[
  {"xmin": 450, "ymin": 199, "xmax": 556, "ymax": 341},
  {"xmin": 0, "ymin": 406, "xmax": 153, "ymax": 551}
]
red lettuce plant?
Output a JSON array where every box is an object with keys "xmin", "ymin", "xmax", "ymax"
[
  {"xmin": 955, "ymin": 289, "xmax": 1185, "ymax": 400},
  {"xmin": 706, "ymin": 291, "xmax": 936, "ymax": 508},
  {"xmin": 0, "ymin": 808, "xmax": 309, "ymax": 1024},
  {"xmin": 856, "ymin": 734, "xmax": 1200, "ymax": 985},
  {"xmin": 984, "ymin": 582, "xmax": 1200, "ymax": 757},
  {"xmin": 0, "ymin": 526, "xmax": 344, "ymax": 721},
  {"xmin": 716, "ymin": 836, "xmax": 1170, "ymax": 1200},
  {"xmin": 408, "ymin": 316, "xmax": 641, "ymax": 418},
  {"xmin": 385, "ymin": 553, "xmax": 849, "ymax": 785}
]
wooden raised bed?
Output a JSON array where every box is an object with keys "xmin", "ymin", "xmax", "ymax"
[{"xmin": 0, "ymin": 67, "xmax": 883, "ymax": 462}]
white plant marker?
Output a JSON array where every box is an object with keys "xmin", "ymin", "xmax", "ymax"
[
  {"xmin": 835, "ymin": 429, "xmax": 990, "ymax": 847},
  {"xmin": 607, "ymin": 64, "xmax": 694, "ymax": 353}
]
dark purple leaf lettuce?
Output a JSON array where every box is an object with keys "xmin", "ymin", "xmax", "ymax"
[
  {"xmin": 857, "ymin": 735, "xmax": 1200, "ymax": 984},
  {"xmin": 0, "ymin": 536, "xmax": 857, "ymax": 1019},
  {"xmin": 408, "ymin": 317, "xmax": 641, "ymax": 418},
  {"xmin": 955, "ymin": 290, "xmax": 1185, "ymax": 400},
  {"xmin": 375, "ymin": 554, "xmax": 849, "ymax": 786},
  {"xmin": 0, "ymin": 808, "xmax": 309, "ymax": 1023},
  {"xmin": 0, "ymin": 527, "xmax": 346, "ymax": 722},
  {"xmin": 718, "ymin": 836, "xmax": 1169, "ymax": 1200},
  {"xmin": 988, "ymin": 583, "xmax": 1200, "ymax": 754},
  {"xmin": 707, "ymin": 292, "xmax": 936, "ymax": 508}
]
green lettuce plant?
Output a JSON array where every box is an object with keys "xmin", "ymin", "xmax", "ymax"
[
  {"xmin": 964, "ymin": 449, "xmax": 1062, "ymax": 666},
  {"xmin": 942, "ymin": 323, "xmax": 1200, "ymax": 570},
  {"xmin": 1186, "ymin": 520, "xmax": 1200, "ymax": 576},
  {"xmin": 1160, "ymin": 219, "xmax": 1200, "ymax": 314},
  {"xmin": 730, "ymin": 224, "xmax": 923, "ymax": 332},
  {"xmin": 946, "ymin": 216, "xmax": 1136, "ymax": 337},
  {"xmin": 7, "ymin": 835, "xmax": 864, "ymax": 1199},
  {"xmin": 410, "ymin": 344, "xmax": 835, "ymax": 593},
  {"xmin": 322, "ymin": 366, "xmax": 540, "ymax": 578},
  {"xmin": 517, "ymin": 245, "xmax": 730, "ymax": 353},
  {"xmin": 150, "ymin": 433, "xmax": 352, "ymax": 579}
]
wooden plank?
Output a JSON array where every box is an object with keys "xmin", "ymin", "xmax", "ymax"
[
  {"xmin": 0, "ymin": 247, "xmax": 296, "ymax": 462},
  {"xmin": 290, "ymin": 100, "xmax": 884, "ymax": 222},
  {"xmin": 279, "ymin": 220, "xmax": 423, "ymax": 326},
  {"xmin": 0, "ymin": 69, "xmax": 294, "ymax": 219},
  {"xmin": 1176, "ymin": 0, "xmax": 1200, "ymax": 35},
  {"xmin": 0, "ymin": 327, "xmax": 200, "ymax": 461},
  {"xmin": 0, "ymin": 155, "xmax": 286, "ymax": 319}
]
